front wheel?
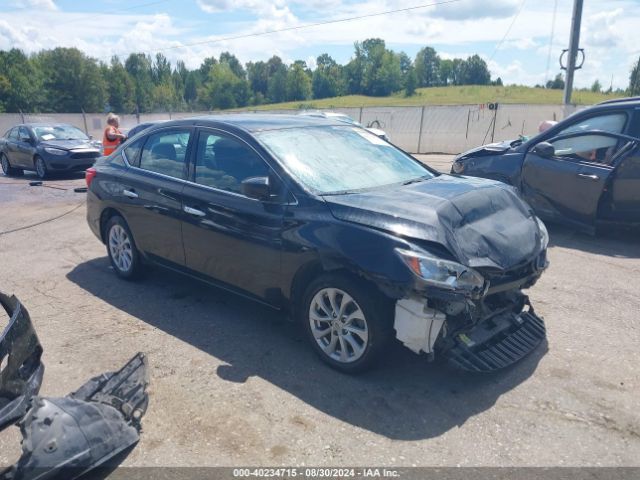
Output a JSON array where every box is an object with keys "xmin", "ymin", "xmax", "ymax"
[
  {"xmin": 1, "ymin": 154, "xmax": 23, "ymax": 176},
  {"xmin": 105, "ymin": 216, "xmax": 143, "ymax": 279},
  {"xmin": 300, "ymin": 273, "xmax": 393, "ymax": 373},
  {"xmin": 34, "ymin": 156, "xmax": 48, "ymax": 179}
]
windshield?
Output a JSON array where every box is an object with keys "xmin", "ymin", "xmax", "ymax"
[
  {"xmin": 34, "ymin": 125, "xmax": 88, "ymax": 141},
  {"xmin": 256, "ymin": 126, "xmax": 433, "ymax": 194}
]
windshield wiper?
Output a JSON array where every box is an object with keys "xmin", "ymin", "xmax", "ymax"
[{"xmin": 402, "ymin": 175, "xmax": 431, "ymax": 186}]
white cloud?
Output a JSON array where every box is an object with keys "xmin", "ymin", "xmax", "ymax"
[
  {"xmin": 431, "ymin": 0, "xmax": 519, "ymax": 20},
  {"xmin": 11, "ymin": 0, "xmax": 57, "ymax": 11},
  {"xmin": 583, "ymin": 8, "xmax": 623, "ymax": 49}
]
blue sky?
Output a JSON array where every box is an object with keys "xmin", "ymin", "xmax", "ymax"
[{"xmin": 1, "ymin": 0, "xmax": 639, "ymax": 90}]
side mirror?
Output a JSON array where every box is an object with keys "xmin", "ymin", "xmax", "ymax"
[
  {"xmin": 240, "ymin": 176, "xmax": 270, "ymax": 201},
  {"xmin": 89, "ymin": 135, "xmax": 94, "ymax": 140},
  {"xmin": 531, "ymin": 142, "xmax": 555, "ymax": 158}
]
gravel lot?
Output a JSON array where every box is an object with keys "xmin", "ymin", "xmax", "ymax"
[{"xmin": 1, "ymin": 155, "xmax": 639, "ymax": 469}]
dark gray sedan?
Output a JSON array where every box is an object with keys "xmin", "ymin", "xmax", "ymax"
[{"xmin": 0, "ymin": 123, "xmax": 102, "ymax": 179}]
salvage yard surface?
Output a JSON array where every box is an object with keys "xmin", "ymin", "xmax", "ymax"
[{"xmin": 1, "ymin": 156, "xmax": 639, "ymax": 468}]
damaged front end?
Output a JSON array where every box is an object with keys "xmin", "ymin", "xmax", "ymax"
[
  {"xmin": 393, "ymin": 243, "xmax": 549, "ymax": 373},
  {"xmin": 0, "ymin": 292, "xmax": 149, "ymax": 480}
]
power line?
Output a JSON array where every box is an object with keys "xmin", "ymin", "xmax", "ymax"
[
  {"xmin": 120, "ymin": 0, "xmax": 463, "ymax": 58},
  {"xmin": 544, "ymin": 0, "xmax": 559, "ymax": 84},
  {"xmin": 488, "ymin": 0, "xmax": 527, "ymax": 62}
]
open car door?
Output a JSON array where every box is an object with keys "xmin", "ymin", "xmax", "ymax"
[{"xmin": 520, "ymin": 131, "xmax": 638, "ymax": 230}]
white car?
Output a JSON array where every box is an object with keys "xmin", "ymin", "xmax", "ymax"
[{"xmin": 298, "ymin": 111, "xmax": 389, "ymax": 141}]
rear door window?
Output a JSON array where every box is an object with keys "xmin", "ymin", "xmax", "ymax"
[
  {"xmin": 7, "ymin": 128, "xmax": 18, "ymax": 141},
  {"xmin": 138, "ymin": 129, "xmax": 191, "ymax": 180}
]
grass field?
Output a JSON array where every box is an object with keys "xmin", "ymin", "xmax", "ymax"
[{"xmin": 245, "ymin": 85, "xmax": 624, "ymax": 111}]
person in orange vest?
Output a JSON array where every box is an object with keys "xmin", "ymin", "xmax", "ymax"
[{"xmin": 103, "ymin": 113, "xmax": 126, "ymax": 156}]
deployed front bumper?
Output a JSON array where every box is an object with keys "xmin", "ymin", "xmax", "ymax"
[{"xmin": 394, "ymin": 290, "xmax": 546, "ymax": 372}]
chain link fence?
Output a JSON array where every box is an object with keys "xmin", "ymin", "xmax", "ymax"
[{"xmin": 0, "ymin": 104, "xmax": 580, "ymax": 154}]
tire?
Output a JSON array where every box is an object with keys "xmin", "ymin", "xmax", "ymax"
[
  {"xmin": 105, "ymin": 215, "xmax": 143, "ymax": 280},
  {"xmin": 1, "ymin": 153, "xmax": 23, "ymax": 176},
  {"xmin": 34, "ymin": 156, "xmax": 48, "ymax": 179},
  {"xmin": 300, "ymin": 273, "xmax": 394, "ymax": 373}
]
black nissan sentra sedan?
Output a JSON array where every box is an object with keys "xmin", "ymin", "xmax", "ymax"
[
  {"xmin": 86, "ymin": 115, "xmax": 549, "ymax": 373},
  {"xmin": 1, "ymin": 123, "xmax": 101, "ymax": 178}
]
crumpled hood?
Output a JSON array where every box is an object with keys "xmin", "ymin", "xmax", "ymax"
[
  {"xmin": 40, "ymin": 139, "xmax": 98, "ymax": 151},
  {"xmin": 324, "ymin": 175, "xmax": 543, "ymax": 270},
  {"xmin": 458, "ymin": 139, "xmax": 514, "ymax": 159}
]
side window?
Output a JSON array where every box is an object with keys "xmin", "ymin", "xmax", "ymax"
[
  {"xmin": 139, "ymin": 129, "xmax": 191, "ymax": 179},
  {"xmin": 18, "ymin": 127, "xmax": 31, "ymax": 141},
  {"xmin": 123, "ymin": 137, "xmax": 145, "ymax": 167},
  {"xmin": 557, "ymin": 112, "xmax": 627, "ymax": 137},
  {"xmin": 193, "ymin": 131, "xmax": 269, "ymax": 194},
  {"xmin": 551, "ymin": 134, "xmax": 620, "ymax": 165},
  {"xmin": 7, "ymin": 128, "xmax": 18, "ymax": 141}
]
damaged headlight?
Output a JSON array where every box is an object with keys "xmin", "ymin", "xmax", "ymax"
[
  {"xmin": 451, "ymin": 159, "xmax": 465, "ymax": 174},
  {"xmin": 535, "ymin": 216, "xmax": 549, "ymax": 250},
  {"xmin": 396, "ymin": 248, "xmax": 485, "ymax": 292}
]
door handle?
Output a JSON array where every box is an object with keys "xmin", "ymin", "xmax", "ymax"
[
  {"xmin": 123, "ymin": 189, "xmax": 138, "ymax": 198},
  {"xmin": 183, "ymin": 205, "xmax": 206, "ymax": 217},
  {"xmin": 577, "ymin": 173, "xmax": 599, "ymax": 181}
]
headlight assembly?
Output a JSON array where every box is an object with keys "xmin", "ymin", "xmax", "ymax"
[
  {"xmin": 396, "ymin": 248, "xmax": 485, "ymax": 292},
  {"xmin": 451, "ymin": 159, "xmax": 465, "ymax": 174},
  {"xmin": 535, "ymin": 216, "xmax": 549, "ymax": 250},
  {"xmin": 44, "ymin": 147, "xmax": 67, "ymax": 156}
]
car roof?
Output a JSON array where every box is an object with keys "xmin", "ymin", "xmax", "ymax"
[
  {"xmin": 22, "ymin": 123, "xmax": 77, "ymax": 128},
  {"xmin": 183, "ymin": 113, "xmax": 349, "ymax": 132},
  {"xmin": 597, "ymin": 96, "xmax": 640, "ymax": 106}
]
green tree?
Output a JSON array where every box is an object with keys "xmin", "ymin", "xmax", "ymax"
[
  {"xmin": 125, "ymin": 53, "xmax": 154, "ymax": 112},
  {"xmin": 152, "ymin": 53, "xmax": 172, "ymax": 85},
  {"xmin": 404, "ymin": 66, "xmax": 417, "ymax": 96},
  {"xmin": 0, "ymin": 49, "xmax": 43, "ymax": 112},
  {"xmin": 201, "ymin": 62, "xmax": 249, "ymax": 109},
  {"xmin": 267, "ymin": 64, "xmax": 288, "ymax": 103},
  {"xmin": 286, "ymin": 63, "xmax": 312, "ymax": 101},
  {"xmin": 546, "ymin": 73, "xmax": 565, "ymax": 89},
  {"xmin": 628, "ymin": 57, "xmax": 640, "ymax": 95},
  {"xmin": 459, "ymin": 54, "xmax": 491, "ymax": 85},
  {"xmin": 343, "ymin": 42, "xmax": 365, "ymax": 94},
  {"xmin": 184, "ymin": 71, "xmax": 200, "ymax": 107},
  {"xmin": 438, "ymin": 59, "xmax": 454, "ymax": 86},
  {"xmin": 358, "ymin": 38, "xmax": 402, "ymax": 96},
  {"xmin": 36, "ymin": 47, "xmax": 106, "ymax": 112},
  {"xmin": 106, "ymin": 57, "xmax": 135, "ymax": 113},
  {"xmin": 590, "ymin": 79, "xmax": 602, "ymax": 93},
  {"xmin": 414, "ymin": 46, "xmax": 440, "ymax": 87},
  {"xmin": 219, "ymin": 51, "xmax": 246, "ymax": 79},
  {"xmin": 247, "ymin": 60, "xmax": 269, "ymax": 97},
  {"xmin": 312, "ymin": 53, "xmax": 343, "ymax": 99}
]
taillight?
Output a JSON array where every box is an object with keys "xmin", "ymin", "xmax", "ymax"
[{"xmin": 85, "ymin": 167, "xmax": 97, "ymax": 187}]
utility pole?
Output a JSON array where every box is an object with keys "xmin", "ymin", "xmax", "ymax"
[{"xmin": 563, "ymin": 0, "xmax": 584, "ymax": 104}]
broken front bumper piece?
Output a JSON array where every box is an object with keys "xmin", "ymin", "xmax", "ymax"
[
  {"xmin": 0, "ymin": 292, "xmax": 149, "ymax": 480},
  {"xmin": 394, "ymin": 295, "xmax": 545, "ymax": 372}
]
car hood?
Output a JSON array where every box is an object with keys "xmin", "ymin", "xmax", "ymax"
[
  {"xmin": 40, "ymin": 139, "xmax": 98, "ymax": 151},
  {"xmin": 458, "ymin": 139, "xmax": 517, "ymax": 159},
  {"xmin": 323, "ymin": 175, "xmax": 542, "ymax": 270}
]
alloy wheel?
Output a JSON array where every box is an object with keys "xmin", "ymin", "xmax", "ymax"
[
  {"xmin": 308, "ymin": 287, "xmax": 369, "ymax": 363},
  {"xmin": 36, "ymin": 157, "xmax": 46, "ymax": 178},
  {"xmin": 108, "ymin": 224, "xmax": 133, "ymax": 273}
]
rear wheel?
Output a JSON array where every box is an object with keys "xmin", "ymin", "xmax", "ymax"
[
  {"xmin": 105, "ymin": 216, "xmax": 143, "ymax": 279},
  {"xmin": 300, "ymin": 273, "xmax": 393, "ymax": 373},
  {"xmin": 1, "ymin": 154, "xmax": 23, "ymax": 176},
  {"xmin": 34, "ymin": 156, "xmax": 48, "ymax": 179}
]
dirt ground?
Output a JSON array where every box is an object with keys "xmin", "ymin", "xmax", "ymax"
[{"xmin": 1, "ymin": 156, "xmax": 639, "ymax": 468}]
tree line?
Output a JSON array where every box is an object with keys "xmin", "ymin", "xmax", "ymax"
[{"xmin": 0, "ymin": 39, "xmax": 501, "ymax": 114}]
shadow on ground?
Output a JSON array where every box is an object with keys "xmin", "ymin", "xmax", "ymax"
[
  {"xmin": 67, "ymin": 258, "xmax": 545, "ymax": 441},
  {"xmin": 547, "ymin": 222, "xmax": 640, "ymax": 259}
]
